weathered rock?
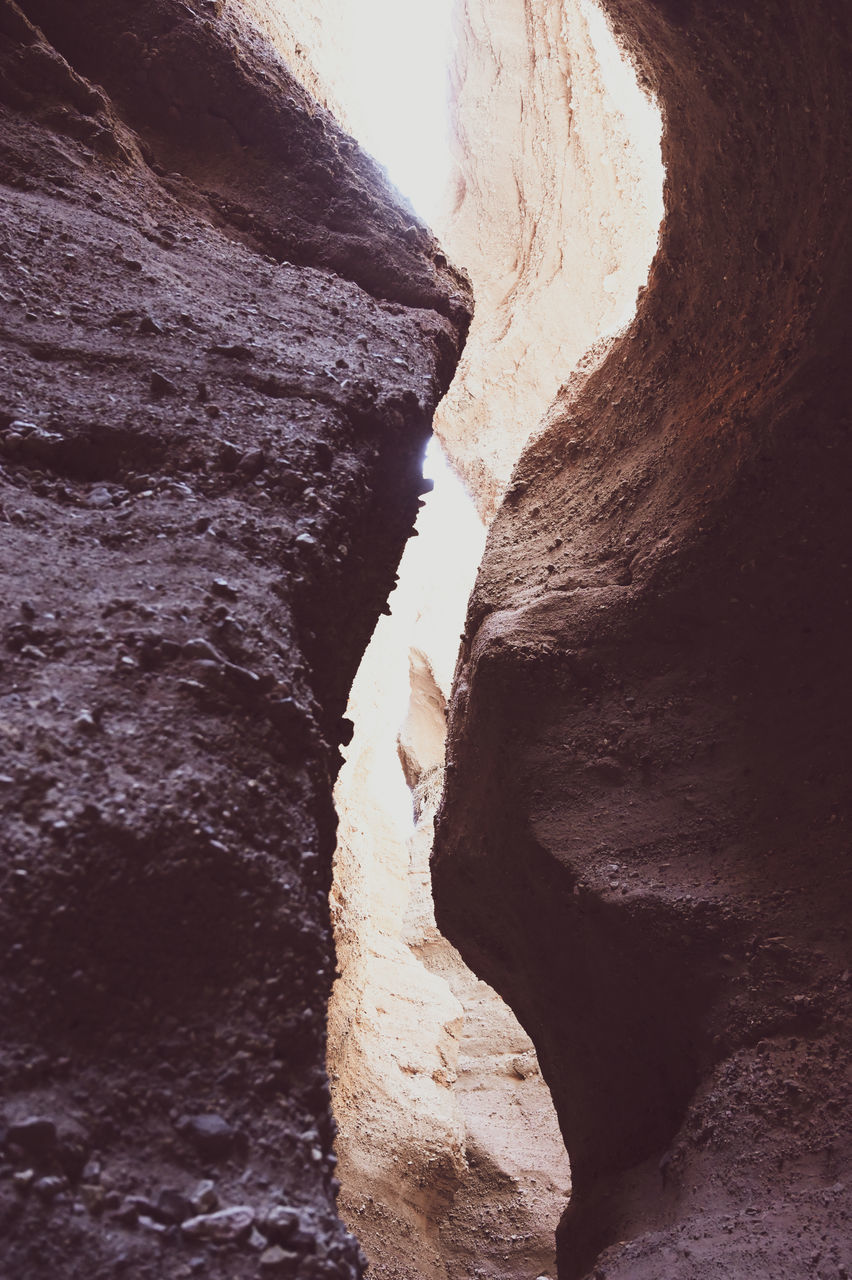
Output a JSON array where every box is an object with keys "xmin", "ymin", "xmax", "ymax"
[
  {"xmin": 259, "ymin": 1246, "xmax": 299, "ymax": 1273},
  {"xmin": 0, "ymin": 3, "xmax": 471, "ymax": 1279},
  {"xmin": 5, "ymin": 1117, "xmax": 58, "ymax": 1161},
  {"xmin": 433, "ymin": 1, "xmax": 852, "ymax": 1278},
  {"xmin": 258, "ymin": 1203, "xmax": 300, "ymax": 1243},
  {"xmin": 177, "ymin": 1114, "xmax": 237, "ymax": 1160},
  {"xmin": 181, "ymin": 1205, "xmax": 255, "ymax": 1243},
  {"xmin": 190, "ymin": 1179, "xmax": 219, "ymax": 1215}
]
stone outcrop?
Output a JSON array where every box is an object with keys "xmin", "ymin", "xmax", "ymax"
[
  {"xmin": 0, "ymin": 2, "xmax": 470, "ymax": 1276},
  {"xmin": 433, "ymin": 0, "xmax": 852, "ymax": 1277}
]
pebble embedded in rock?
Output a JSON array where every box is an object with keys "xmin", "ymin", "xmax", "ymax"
[
  {"xmin": 34, "ymin": 1174, "xmax": 68, "ymax": 1200},
  {"xmin": 181, "ymin": 1205, "xmax": 255, "ymax": 1242},
  {"xmin": 190, "ymin": 1179, "xmax": 218, "ymax": 1214},
  {"xmin": 178, "ymin": 1112, "xmax": 237, "ymax": 1159},
  {"xmin": 150, "ymin": 370, "xmax": 178, "ymax": 397},
  {"xmin": 258, "ymin": 1203, "xmax": 299, "ymax": 1242},
  {"xmin": 156, "ymin": 1187, "xmax": 194, "ymax": 1224},
  {"xmin": 210, "ymin": 578, "xmax": 238, "ymax": 601},
  {"xmin": 259, "ymin": 1245, "xmax": 299, "ymax": 1273},
  {"xmin": 6, "ymin": 1116, "xmax": 57, "ymax": 1160}
]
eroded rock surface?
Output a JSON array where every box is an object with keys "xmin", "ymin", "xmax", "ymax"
[
  {"xmin": 434, "ymin": 0, "xmax": 664, "ymax": 516},
  {"xmin": 433, "ymin": 0, "xmax": 852, "ymax": 1275},
  {"xmin": 0, "ymin": 2, "xmax": 470, "ymax": 1275}
]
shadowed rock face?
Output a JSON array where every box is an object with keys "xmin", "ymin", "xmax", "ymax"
[
  {"xmin": 0, "ymin": 2, "xmax": 470, "ymax": 1276},
  {"xmin": 433, "ymin": 0, "xmax": 852, "ymax": 1276}
]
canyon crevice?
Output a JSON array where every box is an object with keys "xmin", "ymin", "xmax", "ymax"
[{"xmin": 0, "ymin": 0, "xmax": 850, "ymax": 1277}]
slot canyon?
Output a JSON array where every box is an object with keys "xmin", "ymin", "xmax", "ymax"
[{"xmin": 0, "ymin": 6, "xmax": 849, "ymax": 1280}]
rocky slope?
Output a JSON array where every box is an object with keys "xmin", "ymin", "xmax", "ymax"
[
  {"xmin": 0, "ymin": 2, "xmax": 470, "ymax": 1276},
  {"xmin": 433, "ymin": 0, "xmax": 852, "ymax": 1276}
]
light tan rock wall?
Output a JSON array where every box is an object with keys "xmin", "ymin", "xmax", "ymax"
[{"xmin": 435, "ymin": 0, "xmax": 664, "ymax": 514}]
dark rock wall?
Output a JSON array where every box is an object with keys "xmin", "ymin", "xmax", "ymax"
[
  {"xmin": 0, "ymin": 2, "xmax": 471, "ymax": 1276},
  {"xmin": 433, "ymin": 0, "xmax": 851, "ymax": 1277}
]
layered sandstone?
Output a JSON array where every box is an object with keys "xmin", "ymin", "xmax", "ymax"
[
  {"xmin": 434, "ymin": 0, "xmax": 664, "ymax": 515},
  {"xmin": 434, "ymin": 0, "xmax": 852, "ymax": 1278},
  {"xmin": 0, "ymin": 2, "xmax": 470, "ymax": 1276}
]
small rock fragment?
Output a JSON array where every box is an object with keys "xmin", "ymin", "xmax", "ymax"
[
  {"xmin": 258, "ymin": 1204, "xmax": 299, "ymax": 1242},
  {"xmin": 156, "ymin": 1187, "xmax": 194, "ymax": 1224},
  {"xmin": 237, "ymin": 448, "xmax": 265, "ymax": 476},
  {"xmin": 150, "ymin": 370, "xmax": 178, "ymax": 398},
  {"xmin": 6, "ymin": 1116, "xmax": 57, "ymax": 1160},
  {"xmin": 190, "ymin": 1179, "xmax": 218, "ymax": 1214},
  {"xmin": 181, "ymin": 1205, "xmax": 255, "ymax": 1243},
  {"xmin": 138, "ymin": 1214, "xmax": 167, "ymax": 1234},
  {"xmin": 208, "ymin": 342, "xmax": 252, "ymax": 360},
  {"xmin": 217, "ymin": 440, "xmax": 242, "ymax": 470},
  {"xmin": 81, "ymin": 1183, "xmax": 106, "ymax": 1214},
  {"xmin": 210, "ymin": 578, "xmax": 238, "ymax": 602},
  {"xmin": 75, "ymin": 710, "xmax": 97, "ymax": 734},
  {"xmin": 178, "ymin": 1113, "xmax": 236, "ymax": 1159},
  {"xmin": 260, "ymin": 1246, "xmax": 299, "ymax": 1273},
  {"xmin": 34, "ymin": 1174, "xmax": 68, "ymax": 1200}
]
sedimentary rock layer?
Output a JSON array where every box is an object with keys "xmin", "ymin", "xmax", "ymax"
[
  {"xmin": 0, "ymin": 3, "xmax": 470, "ymax": 1276},
  {"xmin": 433, "ymin": 0, "xmax": 852, "ymax": 1275},
  {"xmin": 434, "ymin": 0, "xmax": 664, "ymax": 516}
]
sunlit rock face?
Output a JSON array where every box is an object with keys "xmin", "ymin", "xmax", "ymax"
[
  {"xmin": 435, "ymin": 0, "xmax": 664, "ymax": 516},
  {"xmin": 0, "ymin": 2, "xmax": 469, "ymax": 1276},
  {"xmin": 434, "ymin": 0, "xmax": 852, "ymax": 1277}
]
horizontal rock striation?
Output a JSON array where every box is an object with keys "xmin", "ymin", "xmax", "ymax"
[
  {"xmin": 433, "ymin": 0, "xmax": 852, "ymax": 1276},
  {"xmin": 0, "ymin": 2, "xmax": 470, "ymax": 1276}
]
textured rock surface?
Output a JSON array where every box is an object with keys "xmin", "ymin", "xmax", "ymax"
[
  {"xmin": 329, "ymin": 503, "xmax": 571, "ymax": 1279},
  {"xmin": 0, "ymin": 2, "xmax": 470, "ymax": 1276},
  {"xmin": 434, "ymin": 0, "xmax": 852, "ymax": 1276},
  {"xmin": 329, "ymin": 460, "xmax": 571, "ymax": 1280},
  {"xmin": 434, "ymin": 0, "xmax": 664, "ymax": 515}
]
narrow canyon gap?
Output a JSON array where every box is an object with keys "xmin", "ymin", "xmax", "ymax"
[
  {"xmin": 302, "ymin": 3, "xmax": 666, "ymax": 1278},
  {"xmin": 0, "ymin": 3, "xmax": 849, "ymax": 1280}
]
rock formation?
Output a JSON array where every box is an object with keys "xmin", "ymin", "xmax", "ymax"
[
  {"xmin": 0, "ymin": 2, "xmax": 470, "ymax": 1276},
  {"xmin": 328, "ymin": 466, "xmax": 571, "ymax": 1280},
  {"xmin": 3, "ymin": 0, "xmax": 850, "ymax": 1277},
  {"xmin": 433, "ymin": 1, "xmax": 852, "ymax": 1278},
  {"xmin": 434, "ymin": 0, "xmax": 664, "ymax": 516}
]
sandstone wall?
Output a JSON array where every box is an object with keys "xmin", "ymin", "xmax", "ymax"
[
  {"xmin": 0, "ymin": 2, "xmax": 470, "ymax": 1276},
  {"xmin": 433, "ymin": 0, "xmax": 852, "ymax": 1276},
  {"xmin": 434, "ymin": 0, "xmax": 664, "ymax": 515}
]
